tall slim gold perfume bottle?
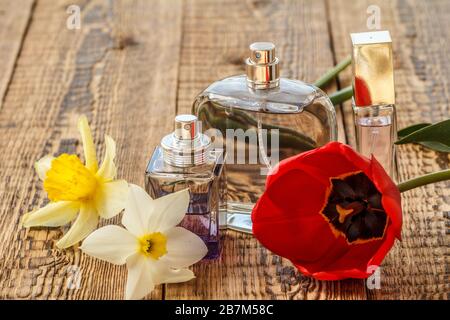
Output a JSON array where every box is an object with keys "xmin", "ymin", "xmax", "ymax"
[
  {"xmin": 351, "ymin": 31, "xmax": 397, "ymax": 177},
  {"xmin": 193, "ymin": 42, "xmax": 337, "ymax": 233}
]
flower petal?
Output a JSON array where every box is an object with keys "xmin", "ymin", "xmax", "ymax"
[
  {"xmin": 34, "ymin": 155, "xmax": 54, "ymax": 181},
  {"xmin": 125, "ymin": 253, "xmax": 155, "ymax": 300},
  {"xmin": 161, "ymin": 227, "xmax": 207, "ymax": 268},
  {"xmin": 148, "ymin": 188, "xmax": 190, "ymax": 232},
  {"xmin": 78, "ymin": 115, "xmax": 98, "ymax": 173},
  {"xmin": 123, "ymin": 185, "xmax": 190, "ymax": 236},
  {"xmin": 21, "ymin": 201, "xmax": 79, "ymax": 227},
  {"xmin": 122, "ymin": 184, "xmax": 155, "ymax": 237},
  {"xmin": 94, "ymin": 180, "xmax": 129, "ymax": 219},
  {"xmin": 152, "ymin": 262, "xmax": 195, "ymax": 284},
  {"xmin": 56, "ymin": 203, "xmax": 99, "ymax": 249},
  {"xmin": 96, "ymin": 135, "xmax": 117, "ymax": 181},
  {"xmin": 368, "ymin": 156, "xmax": 403, "ymax": 240},
  {"xmin": 266, "ymin": 142, "xmax": 359, "ymax": 189},
  {"xmin": 80, "ymin": 225, "xmax": 137, "ymax": 265}
]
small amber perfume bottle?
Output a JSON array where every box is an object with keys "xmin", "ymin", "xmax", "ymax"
[
  {"xmin": 351, "ymin": 31, "xmax": 397, "ymax": 177},
  {"xmin": 145, "ymin": 115, "xmax": 226, "ymax": 259}
]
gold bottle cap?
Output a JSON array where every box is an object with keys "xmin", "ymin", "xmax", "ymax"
[
  {"xmin": 351, "ymin": 31, "xmax": 395, "ymax": 106},
  {"xmin": 246, "ymin": 42, "xmax": 280, "ymax": 89}
]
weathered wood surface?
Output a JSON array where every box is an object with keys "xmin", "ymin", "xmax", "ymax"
[
  {"xmin": 0, "ymin": 0, "xmax": 35, "ymax": 110},
  {"xmin": 0, "ymin": 0, "xmax": 448, "ymax": 300}
]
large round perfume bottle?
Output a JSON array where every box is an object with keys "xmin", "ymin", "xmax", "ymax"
[{"xmin": 193, "ymin": 42, "xmax": 337, "ymax": 233}]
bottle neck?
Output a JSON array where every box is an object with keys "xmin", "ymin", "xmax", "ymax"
[
  {"xmin": 246, "ymin": 78, "xmax": 280, "ymax": 90},
  {"xmin": 245, "ymin": 56, "xmax": 280, "ymax": 90}
]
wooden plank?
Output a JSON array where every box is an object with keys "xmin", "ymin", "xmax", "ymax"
[
  {"xmin": 328, "ymin": 0, "xmax": 450, "ymax": 299},
  {"xmin": 0, "ymin": 0, "xmax": 35, "ymax": 109},
  {"xmin": 0, "ymin": 0, "xmax": 183, "ymax": 299},
  {"xmin": 165, "ymin": 0, "xmax": 365, "ymax": 300}
]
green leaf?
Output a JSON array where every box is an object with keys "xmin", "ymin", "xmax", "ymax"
[
  {"xmin": 395, "ymin": 119, "xmax": 450, "ymax": 153},
  {"xmin": 414, "ymin": 141, "xmax": 450, "ymax": 153},
  {"xmin": 397, "ymin": 123, "xmax": 431, "ymax": 138}
]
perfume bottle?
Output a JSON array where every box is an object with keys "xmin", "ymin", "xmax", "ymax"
[
  {"xmin": 145, "ymin": 115, "xmax": 226, "ymax": 259},
  {"xmin": 193, "ymin": 42, "xmax": 337, "ymax": 233},
  {"xmin": 351, "ymin": 31, "xmax": 397, "ymax": 177}
]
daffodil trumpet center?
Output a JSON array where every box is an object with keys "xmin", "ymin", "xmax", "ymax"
[
  {"xmin": 321, "ymin": 172, "xmax": 388, "ymax": 244},
  {"xmin": 43, "ymin": 154, "xmax": 98, "ymax": 202},
  {"xmin": 139, "ymin": 232, "xmax": 168, "ymax": 260}
]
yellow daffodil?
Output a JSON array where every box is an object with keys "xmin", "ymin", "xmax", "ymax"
[
  {"xmin": 22, "ymin": 115, "xmax": 129, "ymax": 249},
  {"xmin": 80, "ymin": 184, "xmax": 207, "ymax": 300}
]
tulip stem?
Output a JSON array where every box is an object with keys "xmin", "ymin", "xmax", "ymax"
[
  {"xmin": 314, "ymin": 55, "xmax": 351, "ymax": 89},
  {"xmin": 397, "ymin": 169, "xmax": 450, "ymax": 193},
  {"xmin": 329, "ymin": 86, "xmax": 353, "ymax": 106}
]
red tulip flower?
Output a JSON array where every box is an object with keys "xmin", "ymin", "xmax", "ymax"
[{"xmin": 251, "ymin": 142, "xmax": 402, "ymax": 280}]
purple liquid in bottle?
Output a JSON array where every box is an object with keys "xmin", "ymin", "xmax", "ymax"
[{"xmin": 182, "ymin": 192, "xmax": 220, "ymax": 259}]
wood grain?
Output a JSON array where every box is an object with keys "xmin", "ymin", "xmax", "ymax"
[
  {"xmin": 0, "ymin": 0, "xmax": 183, "ymax": 299},
  {"xmin": 0, "ymin": 0, "xmax": 35, "ymax": 110},
  {"xmin": 327, "ymin": 0, "xmax": 450, "ymax": 299},
  {"xmin": 0, "ymin": 0, "xmax": 447, "ymax": 300},
  {"xmin": 165, "ymin": 0, "xmax": 365, "ymax": 300}
]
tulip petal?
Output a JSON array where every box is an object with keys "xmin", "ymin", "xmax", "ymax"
[
  {"xmin": 56, "ymin": 203, "xmax": 99, "ymax": 249},
  {"xmin": 368, "ymin": 156, "xmax": 402, "ymax": 239},
  {"xmin": 148, "ymin": 189, "xmax": 190, "ymax": 232},
  {"xmin": 22, "ymin": 201, "xmax": 79, "ymax": 227},
  {"xmin": 266, "ymin": 142, "xmax": 359, "ymax": 189},
  {"xmin": 122, "ymin": 184, "xmax": 155, "ymax": 237},
  {"xmin": 125, "ymin": 253, "xmax": 155, "ymax": 300},
  {"xmin": 78, "ymin": 115, "xmax": 98, "ymax": 173},
  {"xmin": 95, "ymin": 180, "xmax": 129, "ymax": 219},
  {"xmin": 80, "ymin": 225, "xmax": 137, "ymax": 265},
  {"xmin": 161, "ymin": 227, "xmax": 207, "ymax": 268},
  {"xmin": 35, "ymin": 155, "xmax": 54, "ymax": 181},
  {"xmin": 96, "ymin": 135, "xmax": 117, "ymax": 181}
]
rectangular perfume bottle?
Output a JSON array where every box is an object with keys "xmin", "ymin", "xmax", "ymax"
[
  {"xmin": 351, "ymin": 31, "xmax": 397, "ymax": 177},
  {"xmin": 145, "ymin": 115, "xmax": 226, "ymax": 260}
]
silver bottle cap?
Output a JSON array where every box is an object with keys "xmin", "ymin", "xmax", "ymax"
[
  {"xmin": 161, "ymin": 115, "xmax": 211, "ymax": 167},
  {"xmin": 246, "ymin": 42, "xmax": 280, "ymax": 89}
]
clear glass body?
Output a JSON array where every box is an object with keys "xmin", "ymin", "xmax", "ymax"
[
  {"xmin": 192, "ymin": 75, "xmax": 337, "ymax": 231},
  {"xmin": 353, "ymin": 102, "xmax": 396, "ymax": 177},
  {"xmin": 145, "ymin": 147, "xmax": 226, "ymax": 259}
]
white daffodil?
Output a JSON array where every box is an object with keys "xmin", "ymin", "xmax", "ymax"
[
  {"xmin": 21, "ymin": 115, "xmax": 129, "ymax": 249},
  {"xmin": 80, "ymin": 184, "xmax": 207, "ymax": 300}
]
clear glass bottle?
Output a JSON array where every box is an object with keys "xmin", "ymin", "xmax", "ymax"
[
  {"xmin": 192, "ymin": 42, "xmax": 337, "ymax": 233},
  {"xmin": 351, "ymin": 31, "xmax": 397, "ymax": 177},
  {"xmin": 145, "ymin": 115, "xmax": 226, "ymax": 259}
]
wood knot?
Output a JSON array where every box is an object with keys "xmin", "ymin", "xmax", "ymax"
[
  {"xmin": 114, "ymin": 35, "xmax": 138, "ymax": 50},
  {"xmin": 251, "ymin": 0, "xmax": 271, "ymax": 9}
]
